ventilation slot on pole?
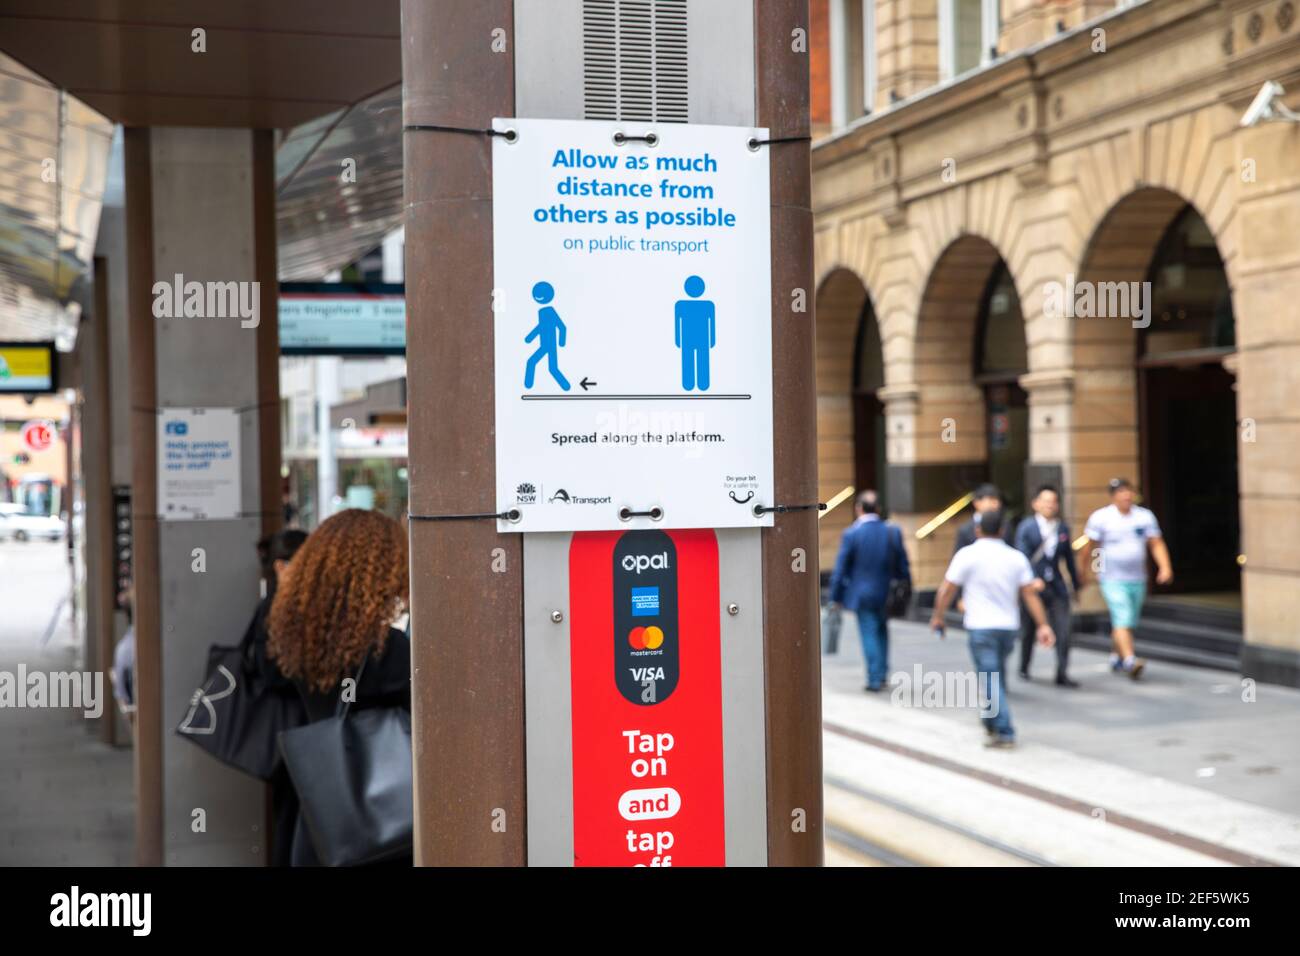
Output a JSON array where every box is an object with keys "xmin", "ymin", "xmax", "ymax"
[{"xmin": 583, "ymin": 0, "xmax": 689, "ymax": 123}]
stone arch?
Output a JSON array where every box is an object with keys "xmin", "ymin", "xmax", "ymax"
[
  {"xmin": 880, "ymin": 230, "xmax": 1032, "ymax": 585},
  {"xmin": 814, "ymin": 265, "xmax": 883, "ymax": 567},
  {"xmin": 1069, "ymin": 185, "xmax": 1240, "ymax": 594},
  {"xmin": 911, "ymin": 232, "xmax": 1026, "ymax": 476}
]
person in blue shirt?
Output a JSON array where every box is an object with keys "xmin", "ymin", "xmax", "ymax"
[
  {"xmin": 675, "ymin": 275, "xmax": 715, "ymax": 391},
  {"xmin": 829, "ymin": 491, "xmax": 912, "ymax": 691},
  {"xmin": 523, "ymin": 281, "xmax": 571, "ymax": 391}
]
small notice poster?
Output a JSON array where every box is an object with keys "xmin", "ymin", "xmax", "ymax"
[
  {"xmin": 157, "ymin": 407, "xmax": 241, "ymax": 521},
  {"xmin": 492, "ymin": 117, "xmax": 774, "ymax": 533}
]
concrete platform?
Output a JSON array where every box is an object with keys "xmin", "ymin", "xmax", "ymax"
[
  {"xmin": 0, "ymin": 540, "xmax": 134, "ymax": 866},
  {"xmin": 822, "ymin": 612, "xmax": 1300, "ymax": 866}
]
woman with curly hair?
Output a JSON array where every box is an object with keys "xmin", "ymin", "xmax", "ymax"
[{"xmin": 264, "ymin": 508, "xmax": 412, "ymax": 866}]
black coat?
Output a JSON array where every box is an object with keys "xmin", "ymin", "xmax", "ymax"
[
  {"xmin": 952, "ymin": 514, "xmax": 1017, "ymax": 554},
  {"xmin": 1014, "ymin": 516, "xmax": 1081, "ymax": 600},
  {"xmin": 248, "ymin": 597, "xmax": 411, "ymax": 866}
]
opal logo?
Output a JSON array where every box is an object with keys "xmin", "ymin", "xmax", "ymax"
[{"xmin": 622, "ymin": 552, "xmax": 669, "ymax": 574}]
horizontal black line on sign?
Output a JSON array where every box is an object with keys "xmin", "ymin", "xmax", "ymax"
[{"xmin": 520, "ymin": 394, "xmax": 752, "ymax": 401}]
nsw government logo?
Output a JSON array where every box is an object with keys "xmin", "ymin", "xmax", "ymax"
[{"xmin": 515, "ymin": 482, "xmax": 540, "ymax": 505}]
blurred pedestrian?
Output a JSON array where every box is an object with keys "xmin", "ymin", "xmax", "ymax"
[
  {"xmin": 1083, "ymin": 478, "xmax": 1173, "ymax": 680},
  {"xmin": 952, "ymin": 483, "xmax": 1015, "ymax": 553},
  {"xmin": 256, "ymin": 528, "xmax": 309, "ymax": 600},
  {"xmin": 1014, "ymin": 484, "xmax": 1083, "ymax": 687},
  {"xmin": 110, "ymin": 581, "xmax": 136, "ymax": 725},
  {"xmin": 929, "ymin": 507, "xmax": 1055, "ymax": 748},
  {"xmin": 829, "ymin": 491, "xmax": 912, "ymax": 692},
  {"xmin": 265, "ymin": 509, "xmax": 411, "ymax": 866}
]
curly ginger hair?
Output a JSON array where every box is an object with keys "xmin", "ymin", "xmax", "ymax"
[{"xmin": 267, "ymin": 509, "xmax": 409, "ymax": 692}]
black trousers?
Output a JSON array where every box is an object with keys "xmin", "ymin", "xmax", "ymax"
[{"xmin": 1020, "ymin": 588, "xmax": 1071, "ymax": 678}]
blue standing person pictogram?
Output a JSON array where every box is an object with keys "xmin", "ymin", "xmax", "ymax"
[
  {"xmin": 523, "ymin": 281, "xmax": 571, "ymax": 391},
  {"xmin": 675, "ymin": 275, "xmax": 715, "ymax": 391}
]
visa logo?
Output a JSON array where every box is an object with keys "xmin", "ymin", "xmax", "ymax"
[{"xmin": 630, "ymin": 667, "xmax": 665, "ymax": 681}]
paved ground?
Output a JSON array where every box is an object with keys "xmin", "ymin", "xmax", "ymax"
[
  {"xmin": 0, "ymin": 540, "xmax": 134, "ymax": 865},
  {"xmin": 822, "ymin": 611, "xmax": 1300, "ymax": 865},
  {"xmin": 825, "ymin": 612, "xmax": 1300, "ymax": 814}
]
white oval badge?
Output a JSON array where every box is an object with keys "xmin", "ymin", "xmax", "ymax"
[{"xmin": 619, "ymin": 786, "xmax": 682, "ymax": 821}]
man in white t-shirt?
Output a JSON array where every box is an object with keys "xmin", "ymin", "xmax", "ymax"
[
  {"xmin": 1083, "ymin": 477, "xmax": 1173, "ymax": 680},
  {"xmin": 929, "ymin": 508, "xmax": 1055, "ymax": 748}
]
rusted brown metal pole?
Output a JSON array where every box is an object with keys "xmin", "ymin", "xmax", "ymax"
[
  {"xmin": 401, "ymin": 0, "xmax": 526, "ymax": 865},
  {"xmin": 757, "ymin": 0, "xmax": 824, "ymax": 865}
]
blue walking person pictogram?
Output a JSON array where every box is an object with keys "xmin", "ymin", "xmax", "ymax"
[
  {"xmin": 675, "ymin": 275, "xmax": 715, "ymax": 391},
  {"xmin": 523, "ymin": 281, "xmax": 571, "ymax": 391}
]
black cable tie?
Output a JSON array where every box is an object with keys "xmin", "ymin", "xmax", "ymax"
[
  {"xmin": 613, "ymin": 131, "xmax": 659, "ymax": 146},
  {"xmin": 408, "ymin": 508, "xmax": 521, "ymax": 523},
  {"xmin": 747, "ymin": 134, "xmax": 813, "ymax": 151},
  {"xmin": 752, "ymin": 502, "xmax": 827, "ymax": 516},
  {"xmin": 403, "ymin": 123, "xmax": 518, "ymax": 143},
  {"xmin": 619, "ymin": 506, "xmax": 664, "ymax": 521}
]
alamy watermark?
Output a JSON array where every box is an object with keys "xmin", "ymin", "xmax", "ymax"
[
  {"xmin": 151, "ymin": 273, "xmax": 260, "ymax": 328},
  {"xmin": 1043, "ymin": 274, "xmax": 1152, "ymax": 329},
  {"xmin": 0, "ymin": 665, "xmax": 103, "ymax": 718},
  {"xmin": 50, "ymin": 886, "xmax": 150, "ymax": 936},
  {"xmin": 889, "ymin": 664, "xmax": 1002, "ymax": 717}
]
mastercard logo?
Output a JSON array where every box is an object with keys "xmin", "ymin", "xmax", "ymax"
[{"xmin": 628, "ymin": 625, "xmax": 665, "ymax": 650}]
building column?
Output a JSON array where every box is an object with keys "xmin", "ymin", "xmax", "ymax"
[
  {"xmin": 1020, "ymin": 370, "xmax": 1073, "ymax": 491},
  {"xmin": 125, "ymin": 126, "xmax": 281, "ymax": 865},
  {"xmin": 878, "ymin": 380, "xmax": 981, "ymax": 588},
  {"xmin": 1234, "ymin": 120, "xmax": 1300, "ymax": 687},
  {"xmin": 881, "ymin": 368, "xmax": 989, "ymax": 589}
]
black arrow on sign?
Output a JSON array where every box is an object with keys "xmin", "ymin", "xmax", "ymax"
[{"xmin": 580, "ymin": 377, "xmax": 596, "ymax": 391}]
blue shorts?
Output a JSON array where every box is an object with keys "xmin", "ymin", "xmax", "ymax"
[{"xmin": 1100, "ymin": 580, "xmax": 1147, "ymax": 630}]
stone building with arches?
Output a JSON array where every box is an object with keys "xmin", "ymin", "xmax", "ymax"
[{"xmin": 811, "ymin": 0, "xmax": 1300, "ymax": 685}]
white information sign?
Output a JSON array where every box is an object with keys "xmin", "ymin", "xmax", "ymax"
[
  {"xmin": 157, "ymin": 407, "xmax": 241, "ymax": 521},
  {"xmin": 492, "ymin": 118, "xmax": 774, "ymax": 533}
]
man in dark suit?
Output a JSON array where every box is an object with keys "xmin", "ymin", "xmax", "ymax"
[
  {"xmin": 1014, "ymin": 484, "xmax": 1083, "ymax": 687},
  {"xmin": 830, "ymin": 491, "xmax": 912, "ymax": 692},
  {"xmin": 953, "ymin": 483, "xmax": 1017, "ymax": 554}
]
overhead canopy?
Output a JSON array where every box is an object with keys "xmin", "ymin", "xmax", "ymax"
[
  {"xmin": 0, "ymin": 0, "xmax": 401, "ymax": 128},
  {"xmin": 0, "ymin": 52, "xmax": 113, "ymax": 346},
  {"xmin": 0, "ymin": 0, "xmax": 405, "ymax": 342}
]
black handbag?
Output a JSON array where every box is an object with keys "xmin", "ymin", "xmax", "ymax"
[
  {"xmin": 885, "ymin": 578, "xmax": 913, "ymax": 619},
  {"xmin": 884, "ymin": 525, "xmax": 912, "ymax": 619},
  {"xmin": 175, "ymin": 610, "xmax": 306, "ymax": 780},
  {"xmin": 277, "ymin": 655, "xmax": 413, "ymax": 867}
]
